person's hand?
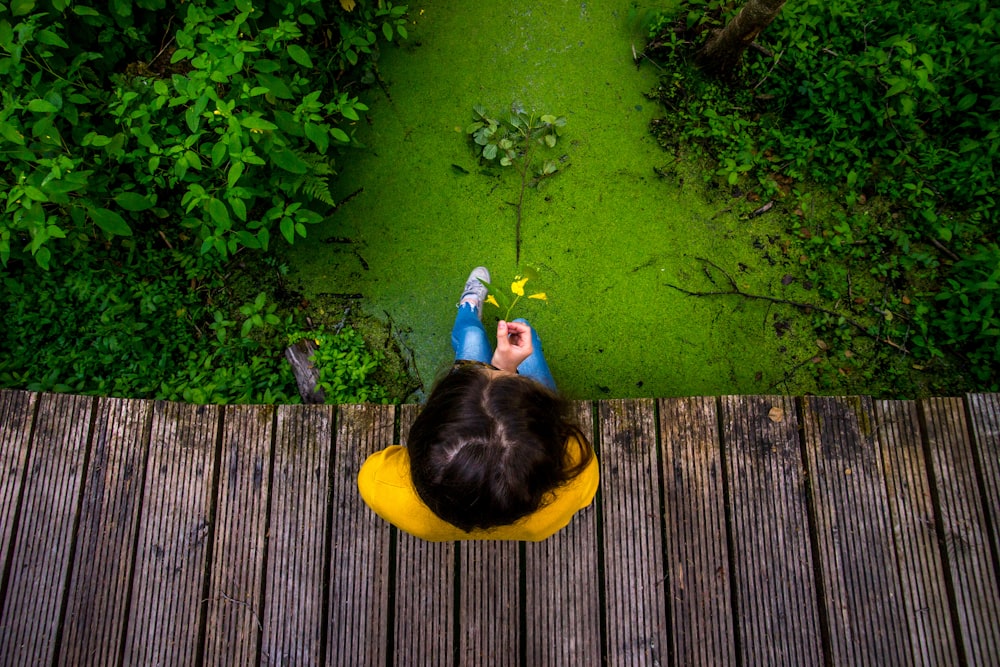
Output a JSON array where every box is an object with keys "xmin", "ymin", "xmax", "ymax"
[{"xmin": 491, "ymin": 320, "xmax": 533, "ymax": 373}]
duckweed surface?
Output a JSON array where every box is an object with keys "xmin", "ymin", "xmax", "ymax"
[{"xmin": 290, "ymin": 0, "xmax": 821, "ymax": 400}]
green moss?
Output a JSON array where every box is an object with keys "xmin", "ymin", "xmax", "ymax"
[{"xmin": 289, "ymin": 0, "xmax": 825, "ymax": 400}]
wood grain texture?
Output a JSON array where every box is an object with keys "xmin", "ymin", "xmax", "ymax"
[
  {"xmin": 60, "ymin": 397, "xmax": 153, "ymax": 667},
  {"xmin": 261, "ymin": 404, "xmax": 333, "ymax": 665},
  {"xmin": 801, "ymin": 396, "xmax": 910, "ymax": 664},
  {"xmin": 459, "ymin": 541, "xmax": 519, "ymax": 666},
  {"xmin": 327, "ymin": 404, "xmax": 394, "ymax": 667},
  {"xmin": 0, "ymin": 390, "xmax": 37, "ymax": 585},
  {"xmin": 203, "ymin": 404, "xmax": 275, "ymax": 666},
  {"xmin": 599, "ymin": 398, "xmax": 669, "ymax": 666},
  {"xmin": 874, "ymin": 399, "xmax": 958, "ymax": 666},
  {"xmin": 922, "ymin": 397, "xmax": 1000, "ymax": 665},
  {"xmin": 0, "ymin": 393, "xmax": 91, "ymax": 667},
  {"xmin": 393, "ymin": 403, "xmax": 456, "ymax": 667},
  {"xmin": 659, "ymin": 396, "xmax": 735, "ymax": 667},
  {"xmin": 722, "ymin": 395, "xmax": 823, "ymax": 666},
  {"xmin": 122, "ymin": 401, "xmax": 218, "ymax": 667},
  {"xmin": 524, "ymin": 401, "xmax": 602, "ymax": 666}
]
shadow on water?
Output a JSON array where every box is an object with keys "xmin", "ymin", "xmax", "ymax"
[{"xmin": 289, "ymin": 0, "xmax": 819, "ymax": 400}]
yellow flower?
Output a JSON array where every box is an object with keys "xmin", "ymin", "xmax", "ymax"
[
  {"xmin": 340, "ymin": 0, "xmax": 356, "ymax": 10},
  {"xmin": 528, "ymin": 292, "xmax": 547, "ymax": 301},
  {"xmin": 486, "ymin": 294, "xmax": 499, "ymax": 308},
  {"xmin": 511, "ymin": 276, "xmax": 529, "ymax": 296}
]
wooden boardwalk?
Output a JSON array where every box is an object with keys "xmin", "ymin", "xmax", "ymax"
[{"xmin": 0, "ymin": 389, "xmax": 998, "ymax": 666}]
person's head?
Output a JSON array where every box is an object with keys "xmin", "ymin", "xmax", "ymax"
[{"xmin": 407, "ymin": 363, "xmax": 593, "ymax": 532}]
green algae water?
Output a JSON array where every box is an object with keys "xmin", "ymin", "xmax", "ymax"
[{"xmin": 290, "ymin": 0, "xmax": 819, "ymax": 400}]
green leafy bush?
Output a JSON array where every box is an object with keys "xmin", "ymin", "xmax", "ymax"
[
  {"xmin": 0, "ymin": 0, "xmax": 408, "ymax": 268},
  {"xmin": 291, "ymin": 328, "xmax": 388, "ymax": 404},
  {"xmin": 646, "ymin": 0, "xmax": 999, "ymax": 389}
]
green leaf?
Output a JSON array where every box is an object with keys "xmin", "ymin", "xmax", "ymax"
[
  {"xmin": 280, "ymin": 217, "xmax": 295, "ymax": 244},
  {"xmin": 89, "ymin": 207, "xmax": 132, "ymax": 236},
  {"xmin": 23, "ymin": 185, "xmax": 48, "ymax": 202},
  {"xmin": 269, "ymin": 146, "xmax": 309, "ymax": 174},
  {"xmin": 114, "ymin": 192, "xmax": 154, "ymax": 211},
  {"xmin": 239, "ymin": 115, "xmax": 278, "ymax": 131},
  {"xmin": 957, "ymin": 93, "xmax": 978, "ymax": 111},
  {"xmin": 11, "ymin": 0, "xmax": 36, "ymax": 17},
  {"xmin": 36, "ymin": 30, "xmax": 69, "ymax": 49},
  {"xmin": 227, "ymin": 161, "xmax": 244, "ymax": 188},
  {"xmin": 305, "ymin": 122, "xmax": 329, "ymax": 152},
  {"xmin": 27, "ymin": 99, "xmax": 59, "ymax": 113},
  {"xmin": 331, "ymin": 127, "xmax": 350, "ymax": 143},
  {"xmin": 383, "ymin": 22, "xmax": 393, "ymax": 41},
  {"xmin": 255, "ymin": 72, "xmax": 294, "ymax": 99},
  {"xmin": 206, "ymin": 198, "xmax": 231, "ymax": 229},
  {"xmin": 287, "ymin": 44, "xmax": 313, "ymax": 68}
]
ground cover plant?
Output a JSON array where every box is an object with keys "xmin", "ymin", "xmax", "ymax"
[
  {"xmin": 0, "ymin": 0, "xmax": 408, "ymax": 403},
  {"xmin": 644, "ymin": 0, "xmax": 1000, "ymax": 393}
]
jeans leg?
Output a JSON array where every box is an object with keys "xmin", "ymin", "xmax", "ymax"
[
  {"xmin": 451, "ymin": 304, "xmax": 493, "ymax": 363},
  {"xmin": 513, "ymin": 318, "xmax": 557, "ymax": 392}
]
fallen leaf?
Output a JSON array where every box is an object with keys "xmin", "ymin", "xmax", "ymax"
[
  {"xmin": 768, "ymin": 406, "xmax": 785, "ymax": 423},
  {"xmin": 816, "ymin": 339, "xmax": 830, "ymax": 351}
]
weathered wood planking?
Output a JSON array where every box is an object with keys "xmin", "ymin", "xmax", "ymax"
[
  {"xmin": 659, "ymin": 396, "xmax": 735, "ymax": 667},
  {"xmin": 393, "ymin": 403, "xmax": 456, "ymax": 667},
  {"xmin": 0, "ymin": 393, "xmax": 92, "ymax": 667},
  {"xmin": 524, "ymin": 401, "xmax": 602, "ymax": 666},
  {"xmin": 874, "ymin": 400, "xmax": 958, "ymax": 666},
  {"xmin": 922, "ymin": 397, "xmax": 1000, "ymax": 664},
  {"xmin": 0, "ymin": 390, "xmax": 37, "ymax": 589},
  {"xmin": 966, "ymin": 393, "xmax": 1000, "ymax": 580},
  {"xmin": 801, "ymin": 396, "xmax": 910, "ymax": 664},
  {"xmin": 327, "ymin": 404, "xmax": 394, "ymax": 666},
  {"xmin": 722, "ymin": 395, "xmax": 824, "ymax": 665},
  {"xmin": 60, "ymin": 397, "xmax": 153, "ymax": 667},
  {"xmin": 459, "ymin": 540, "xmax": 520, "ymax": 666},
  {"xmin": 122, "ymin": 401, "xmax": 219, "ymax": 666},
  {"xmin": 203, "ymin": 405, "xmax": 274, "ymax": 666},
  {"xmin": 261, "ymin": 404, "xmax": 332, "ymax": 664},
  {"xmin": 599, "ymin": 399, "xmax": 669, "ymax": 666}
]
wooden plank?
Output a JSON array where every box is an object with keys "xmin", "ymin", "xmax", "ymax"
[
  {"xmin": 922, "ymin": 397, "xmax": 1000, "ymax": 664},
  {"xmin": 122, "ymin": 401, "xmax": 219, "ymax": 666},
  {"xmin": 801, "ymin": 396, "xmax": 910, "ymax": 664},
  {"xmin": 203, "ymin": 405, "xmax": 275, "ymax": 666},
  {"xmin": 524, "ymin": 401, "xmax": 602, "ymax": 666},
  {"xmin": 393, "ymin": 403, "xmax": 455, "ymax": 667},
  {"xmin": 966, "ymin": 393, "xmax": 1000, "ymax": 576},
  {"xmin": 659, "ymin": 396, "xmax": 735, "ymax": 666},
  {"xmin": 599, "ymin": 398, "xmax": 668, "ymax": 665},
  {"xmin": 59, "ymin": 397, "xmax": 153, "ymax": 667},
  {"xmin": 327, "ymin": 404, "xmax": 395, "ymax": 666},
  {"xmin": 261, "ymin": 404, "xmax": 333, "ymax": 665},
  {"xmin": 0, "ymin": 390, "xmax": 37, "ymax": 582},
  {"xmin": 0, "ymin": 393, "xmax": 92, "ymax": 666},
  {"xmin": 721, "ymin": 395, "xmax": 823, "ymax": 665},
  {"xmin": 459, "ymin": 541, "xmax": 519, "ymax": 666},
  {"xmin": 875, "ymin": 399, "xmax": 958, "ymax": 666}
]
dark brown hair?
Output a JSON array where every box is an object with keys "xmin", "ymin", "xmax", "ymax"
[{"xmin": 407, "ymin": 365, "xmax": 593, "ymax": 532}]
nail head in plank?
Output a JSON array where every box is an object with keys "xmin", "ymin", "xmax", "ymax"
[
  {"xmin": 327, "ymin": 403, "xmax": 394, "ymax": 666},
  {"xmin": 659, "ymin": 396, "xmax": 736, "ymax": 666},
  {"xmin": 524, "ymin": 401, "xmax": 602, "ymax": 666},
  {"xmin": 203, "ymin": 404, "xmax": 274, "ymax": 666},
  {"xmin": 0, "ymin": 393, "xmax": 92, "ymax": 666},
  {"xmin": 60, "ymin": 397, "xmax": 153, "ymax": 667},
  {"xmin": 393, "ymin": 403, "xmax": 455, "ymax": 667},
  {"xmin": 722, "ymin": 395, "xmax": 823, "ymax": 666},
  {"xmin": 922, "ymin": 397, "xmax": 1000, "ymax": 664},
  {"xmin": 261, "ymin": 404, "xmax": 333, "ymax": 665},
  {"xmin": 123, "ymin": 401, "xmax": 219, "ymax": 666},
  {"xmin": 599, "ymin": 398, "xmax": 669, "ymax": 666}
]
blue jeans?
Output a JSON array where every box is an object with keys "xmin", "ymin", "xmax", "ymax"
[{"xmin": 451, "ymin": 304, "xmax": 557, "ymax": 392}]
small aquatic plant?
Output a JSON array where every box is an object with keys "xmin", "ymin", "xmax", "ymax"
[
  {"xmin": 466, "ymin": 103, "xmax": 567, "ymax": 263},
  {"xmin": 479, "ymin": 268, "xmax": 548, "ymax": 322}
]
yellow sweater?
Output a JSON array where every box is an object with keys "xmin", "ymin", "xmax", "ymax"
[{"xmin": 357, "ymin": 440, "xmax": 599, "ymax": 542}]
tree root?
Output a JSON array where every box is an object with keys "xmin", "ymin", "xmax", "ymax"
[{"xmin": 664, "ymin": 257, "xmax": 909, "ymax": 353}]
